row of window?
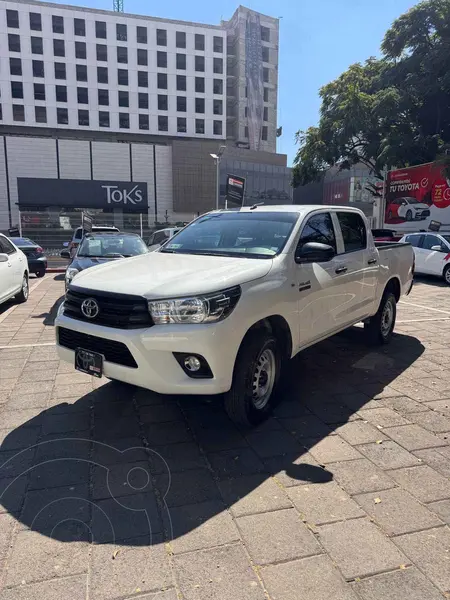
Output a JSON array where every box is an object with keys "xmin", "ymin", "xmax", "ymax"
[
  {"xmin": 243, "ymin": 125, "xmax": 269, "ymax": 142},
  {"xmin": 3, "ymin": 103, "xmax": 223, "ymax": 134},
  {"xmin": 6, "ymin": 9, "xmax": 227, "ymax": 49}
]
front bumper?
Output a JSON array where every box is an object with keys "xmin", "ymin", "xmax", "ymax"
[{"xmin": 54, "ymin": 313, "xmax": 240, "ymax": 395}]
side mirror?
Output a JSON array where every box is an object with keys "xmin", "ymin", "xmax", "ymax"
[
  {"xmin": 60, "ymin": 249, "xmax": 71, "ymax": 259},
  {"xmin": 431, "ymin": 245, "xmax": 445, "ymax": 252},
  {"xmin": 295, "ymin": 242, "xmax": 335, "ymax": 264},
  {"xmin": 0, "ymin": 253, "xmax": 8, "ymax": 263}
]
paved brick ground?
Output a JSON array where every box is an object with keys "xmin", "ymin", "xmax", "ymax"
[{"xmin": 0, "ymin": 274, "xmax": 450, "ymax": 599}]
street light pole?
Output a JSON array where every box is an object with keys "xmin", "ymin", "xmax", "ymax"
[{"xmin": 210, "ymin": 146, "xmax": 227, "ymax": 211}]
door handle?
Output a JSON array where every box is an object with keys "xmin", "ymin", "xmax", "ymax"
[
  {"xmin": 7, "ymin": 263, "xmax": 12, "ymax": 268},
  {"xmin": 368, "ymin": 258, "xmax": 377, "ymax": 265},
  {"xmin": 335, "ymin": 266, "xmax": 347, "ymax": 274}
]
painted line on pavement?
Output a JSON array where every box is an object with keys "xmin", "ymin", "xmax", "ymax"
[
  {"xmin": 399, "ymin": 300, "xmax": 450, "ymax": 315},
  {"xmin": 397, "ymin": 318, "xmax": 450, "ymax": 323},
  {"xmin": 0, "ymin": 342, "xmax": 56, "ymax": 350}
]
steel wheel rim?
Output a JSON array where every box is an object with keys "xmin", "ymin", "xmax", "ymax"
[
  {"xmin": 22, "ymin": 277, "xmax": 29, "ymax": 299},
  {"xmin": 381, "ymin": 299, "xmax": 394, "ymax": 337},
  {"xmin": 252, "ymin": 348, "xmax": 276, "ymax": 410}
]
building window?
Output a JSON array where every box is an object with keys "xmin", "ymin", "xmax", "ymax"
[
  {"xmin": 177, "ymin": 97, "xmax": 187, "ymax": 112},
  {"xmin": 263, "ymin": 67, "xmax": 269, "ymax": 83},
  {"xmin": 195, "ymin": 56, "xmax": 205, "ymax": 72},
  {"xmin": 263, "ymin": 87, "xmax": 269, "ymax": 102},
  {"xmin": 262, "ymin": 126, "xmax": 268, "ymax": 141},
  {"xmin": 57, "ymin": 107, "xmax": 69, "ymax": 124},
  {"xmin": 138, "ymin": 71, "xmax": 148, "ymax": 87},
  {"xmin": 33, "ymin": 60, "xmax": 45, "ymax": 77},
  {"xmin": 195, "ymin": 77, "xmax": 205, "ymax": 93},
  {"xmin": 96, "ymin": 44, "xmax": 108, "ymax": 61},
  {"xmin": 213, "ymin": 36, "xmax": 223, "ymax": 53},
  {"xmin": 136, "ymin": 26, "xmax": 147, "ymax": 43},
  {"xmin": 78, "ymin": 109, "xmax": 89, "ymax": 126},
  {"xmin": 53, "ymin": 38, "xmax": 65, "ymax": 57},
  {"xmin": 158, "ymin": 94, "xmax": 168, "ymax": 110},
  {"xmin": 117, "ymin": 46, "xmax": 128, "ymax": 63},
  {"xmin": 177, "ymin": 75, "xmax": 186, "ymax": 91},
  {"xmin": 261, "ymin": 26, "xmax": 270, "ymax": 42},
  {"xmin": 213, "ymin": 57, "xmax": 223, "ymax": 74},
  {"xmin": 157, "ymin": 73, "xmax": 167, "ymax": 89},
  {"xmin": 97, "ymin": 66, "xmax": 108, "ymax": 84},
  {"xmin": 138, "ymin": 93, "xmax": 148, "ymax": 109},
  {"xmin": 158, "ymin": 115, "xmax": 168, "ymax": 131},
  {"xmin": 244, "ymin": 126, "xmax": 248, "ymax": 138},
  {"xmin": 77, "ymin": 87, "xmax": 88, "ymax": 104},
  {"xmin": 55, "ymin": 85, "xmax": 67, "ymax": 102},
  {"xmin": 6, "ymin": 10, "xmax": 19, "ymax": 28},
  {"xmin": 74, "ymin": 18, "xmax": 86, "ymax": 36},
  {"xmin": 118, "ymin": 91, "xmax": 129, "ymax": 107},
  {"xmin": 157, "ymin": 51, "xmax": 167, "ymax": 68},
  {"xmin": 12, "ymin": 105, "xmax": 25, "ymax": 122},
  {"xmin": 35, "ymin": 106, "xmax": 47, "ymax": 123},
  {"xmin": 213, "ymin": 120, "xmax": 223, "ymax": 135},
  {"xmin": 9, "ymin": 58, "xmax": 22, "ymax": 76},
  {"xmin": 263, "ymin": 106, "xmax": 268, "ymax": 121},
  {"xmin": 137, "ymin": 48, "xmax": 148, "ymax": 66},
  {"xmin": 8, "ymin": 34, "xmax": 21, "ymax": 52},
  {"xmin": 213, "ymin": 99, "xmax": 223, "ymax": 115},
  {"xmin": 98, "ymin": 89, "xmax": 109, "ymax": 105},
  {"xmin": 195, "ymin": 119, "xmax": 205, "ymax": 134},
  {"xmin": 31, "ymin": 37, "xmax": 43, "ymax": 54},
  {"xmin": 213, "ymin": 79, "xmax": 223, "ymax": 94},
  {"xmin": 99, "ymin": 111, "xmax": 110, "ymax": 127},
  {"xmin": 95, "ymin": 21, "xmax": 107, "ymax": 39},
  {"xmin": 262, "ymin": 46, "xmax": 269, "ymax": 62},
  {"xmin": 117, "ymin": 69, "xmax": 128, "ymax": 85},
  {"xmin": 52, "ymin": 15, "xmax": 64, "ymax": 34},
  {"xmin": 177, "ymin": 117, "xmax": 187, "ymax": 133},
  {"xmin": 156, "ymin": 29, "xmax": 167, "ymax": 46},
  {"xmin": 195, "ymin": 98, "xmax": 205, "ymax": 113},
  {"xmin": 76, "ymin": 64, "xmax": 88, "ymax": 82},
  {"xmin": 176, "ymin": 31, "xmax": 186, "ymax": 48},
  {"xmin": 11, "ymin": 82, "xmax": 23, "ymax": 99},
  {"xmin": 244, "ymin": 107, "xmax": 248, "ymax": 117},
  {"xmin": 139, "ymin": 114, "xmax": 149, "ymax": 130},
  {"xmin": 195, "ymin": 34, "xmax": 205, "ymax": 51},
  {"xmin": 29, "ymin": 12, "xmax": 42, "ymax": 31},
  {"xmin": 116, "ymin": 24, "xmax": 127, "ymax": 41},
  {"xmin": 119, "ymin": 113, "xmax": 130, "ymax": 129},
  {"xmin": 75, "ymin": 41, "xmax": 87, "ymax": 59},
  {"xmin": 176, "ymin": 54, "xmax": 186, "ymax": 70},
  {"xmin": 34, "ymin": 83, "xmax": 46, "ymax": 101},
  {"xmin": 54, "ymin": 63, "xmax": 66, "ymax": 79}
]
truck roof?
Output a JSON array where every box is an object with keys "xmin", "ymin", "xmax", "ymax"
[{"xmin": 213, "ymin": 205, "xmax": 365, "ymax": 215}]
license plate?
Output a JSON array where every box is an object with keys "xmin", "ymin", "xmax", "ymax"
[{"xmin": 75, "ymin": 348, "xmax": 103, "ymax": 378}]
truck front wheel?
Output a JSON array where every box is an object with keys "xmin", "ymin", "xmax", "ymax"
[
  {"xmin": 224, "ymin": 331, "xmax": 281, "ymax": 427},
  {"xmin": 364, "ymin": 292, "xmax": 397, "ymax": 345}
]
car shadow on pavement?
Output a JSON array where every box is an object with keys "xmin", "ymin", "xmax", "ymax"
[
  {"xmin": 0, "ymin": 329, "xmax": 424, "ymax": 547},
  {"xmin": 32, "ymin": 296, "xmax": 64, "ymax": 326}
]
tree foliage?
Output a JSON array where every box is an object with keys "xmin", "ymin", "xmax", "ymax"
[{"xmin": 293, "ymin": 0, "xmax": 450, "ymax": 190}]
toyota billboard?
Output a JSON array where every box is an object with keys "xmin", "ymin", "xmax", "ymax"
[{"xmin": 385, "ymin": 162, "xmax": 450, "ymax": 231}]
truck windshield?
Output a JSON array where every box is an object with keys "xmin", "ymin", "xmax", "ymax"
[{"xmin": 160, "ymin": 211, "xmax": 299, "ymax": 258}]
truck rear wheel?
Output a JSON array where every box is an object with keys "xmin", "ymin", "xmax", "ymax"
[
  {"xmin": 224, "ymin": 331, "xmax": 281, "ymax": 427},
  {"xmin": 364, "ymin": 292, "xmax": 396, "ymax": 345}
]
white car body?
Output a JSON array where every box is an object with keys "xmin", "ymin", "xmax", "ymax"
[
  {"xmin": 399, "ymin": 232, "xmax": 450, "ymax": 283},
  {"xmin": 0, "ymin": 234, "xmax": 29, "ymax": 305},
  {"xmin": 147, "ymin": 228, "xmax": 182, "ymax": 252},
  {"xmin": 55, "ymin": 206, "xmax": 414, "ymax": 406},
  {"xmin": 396, "ymin": 198, "xmax": 431, "ymax": 221}
]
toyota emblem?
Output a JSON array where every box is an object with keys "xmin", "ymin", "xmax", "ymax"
[{"xmin": 81, "ymin": 298, "xmax": 99, "ymax": 319}]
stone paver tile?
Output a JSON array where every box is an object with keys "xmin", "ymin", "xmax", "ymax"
[
  {"xmin": 306, "ymin": 436, "xmax": 362, "ymax": 464},
  {"xmin": 5, "ymin": 392, "xmax": 50, "ymax": 411},
  {"xmin": 90, "ymin": 539, "xmax": 172, "ymax": 600},
  {"xmin": 123, "ymin": 592, "xmax": 177, "ymax": 600},
  {"xmin": 408, "ymin": 410, "xmax": 450, "ymax": 433},
  {"xmin": 334, "ymin": 422, "xmax": 388, "ymax": 445},
  {"xmin": 394, "ymin": 527, "xmax": 450, "ymax": 593},
  {"xmin": 263, "ymin": 452, "xmax": 332, "ymax": 487},
  {"xmin": 382, "ymin": 396, "xmax": 429, "ymax": 414},
  {"xmin": 352, "ymin": 567, "xmax": 445, "ymax": 600},
  {"xmin": 261, "ymin": 554, "xmax": 359, "ymax": 600},
  {"xmin": 358, "ymin": 407, "xmax": 410, "ymax": 428},
  {"xmin": 19, "ymin": 370, "xmax": 58, "ymax": 383},
  {"xmin": 0, "ymin": 409, "xmax": 43, "ymax": 430},
  {"xmin": 0, "ymin": 513, "xmax": 15, "ymax": 561},
  {"xmin": 330, "ymin": 458, "xmax": 396, "ymax": 495},
  {"xmin": 0, "ymin": 574, "xmax": 87, "ymax": 600},
  {"xmin": 207, "ymin": 447, "xmax": 265, "ymax": 479},
  {"xmin": 355, "ymin": 487, "xmax": 442, "ymax": 536},
  {"xmin": 238, "ymin": 508, "xmax": 321, "ymax": 565},
  {"xmin": 218, "ymin": 475, "xmax": 292, "ymax": 517},
  {"xmin": 273, "ymin": 399, "xmax": 312, "ymax": 418},
  {"xmin": 424, "ymin": 399, "xmax": 450, "ymax": 416},
  {"xmin": 428, "ymin": 499, "xmax": 450, "ymax": 524},
  {"xmin": 174, "ymin": 543, "xmax": 265, "ymax": 600},
  {"xmin": 279, "ymin": 415, "xmax": 332, "ymax": 440},
  {"xmin": 28, "ymin": 458, "xmax": 90, "ymax": 490},
  {"xmin": 383, "ymin": 424, "xmax": 447, "ymax": 451},
  {"xmin": 0, "ymin": 379, "xmax": 17, "ymax": 393},
  {"xmin": 0, "ymin": 476, "xmax": 27, "ymax": 515},
  {"xmin": 41, "ymin": 412, "xmax": 91, "ymax": 435},
  {"xmin": 143, "ymin": 421, "xmax": 194, "ymax": 446},
  {"xmin": 318, "ymin": 518, "xmax": 408, "ymax": 580},
  {"xmin": 51, "ymin": 384, "xmax": 92, "ymax": 400},
  {"xmin": 9, "ymin": 382, "xmax": 54, "ymax": 397},
  {"xmin": 287, "ymin": 481, "xmax": 365, "ymax": 526},
  {"xmin": 245, "ymin": 429, "xmax": 301, "ymax": 458},
  {"xmin": 357, "ymin": 441, "xmax": 421, "ymax": 470},
  {"xmin": 307, "ymin": 401, "xmax": 357, "ymax": 424},
  {"xmin": 389, "ymin": 465, "xmax": 450, "ymax": 503},
  {"xmin": 138, "ymin": 403, "xmax": 183, "ymax": 424},
  {"xmin": 5, "ymin": 531, "xmax": 89, "ymax": 587},
  {"xmin": 414, "ymin": 448, "xmax": 450, "ymax": 478},
  {"xmin": 155, "ymin": 468, "xmax": 220, "ymax": 508},
  {"xmin": 146, "ymin": 442, "xmax": 207, "ymax": 474},
  {"xmin": 0, "ymin": 426, "xmax": 40, "ymax": 452},
  {"xmin": 92, "ymin": 460, "xmax": 153, "ymax": 500}
]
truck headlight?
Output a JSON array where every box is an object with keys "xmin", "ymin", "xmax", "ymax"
[
  {"xmin": 65, "ymin": 267, "xmax": 79, "ymax": 283},
  {"xmin": 148, "ymin": 286, "xmax": 241, "ymax": 325}
]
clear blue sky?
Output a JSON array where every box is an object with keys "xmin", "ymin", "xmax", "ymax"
[{"xmin": 53, "ymin": 0, "xmax": 418, "ymax": 165}]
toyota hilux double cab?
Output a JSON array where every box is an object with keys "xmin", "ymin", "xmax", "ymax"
[{"xmin": 55, "ymin": 206, "xmax": 414, "ymax": 426}]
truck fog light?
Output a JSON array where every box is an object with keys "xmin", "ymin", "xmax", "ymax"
[{"xmin": 184, "ymin": 356, "xmax": 201, "ymax": 372}]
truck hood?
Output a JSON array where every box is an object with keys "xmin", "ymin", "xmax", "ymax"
[{"xmin": 70, "ymin": 252, "xmax": 273, "ymax": 298}]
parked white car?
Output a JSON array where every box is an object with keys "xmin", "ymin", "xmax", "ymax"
[
  {"xmin": 396, "ymin": 197, "xmax": 431, "ymax": 221},
  {"xmin": 399, "ymin": 232, "xmax": 450, "ymax": 284},
  {"xmin": 147, "ymin": 228, "xmax": 182, "ymax": 251},
  {"xmin": 56, "ymin": 206, "xmax": 414, "ymax": 426},
  {"xmin": 0, "ymin": 234, "xmax": 29, "ymax": 305}
]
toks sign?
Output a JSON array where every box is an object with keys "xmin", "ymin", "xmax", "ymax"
[{"xmin": 17, "ymin": 178, "xmax": 148, "ymax": 212}]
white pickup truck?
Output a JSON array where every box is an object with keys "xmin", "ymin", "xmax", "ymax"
[{"xmin": 55, "ymin": 205, "xmax": 414, "ymax": 426}]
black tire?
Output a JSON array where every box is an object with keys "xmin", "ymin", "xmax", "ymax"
[
  {"xmin": 405, "ymin": 210, "xmax": 412, "ymax": 221},
  {"xmin": 224, "ymin": 330, "xmax": 281, "ymax": 427},
  {"xmin": 15, "ymin": 273, "xmax": 29, "ymax": 304},
  {"xmin": 35, "ymin": 269, "xmax": 45, "ymax": 278},
  {"xmin": 443, "ymin": 265, "xmax": 450, "ymax": 286},
  {"xmin": 364, "ymin": 291, "xmax": 396, "ymax": 345}
]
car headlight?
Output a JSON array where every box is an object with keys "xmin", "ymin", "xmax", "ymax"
[
  {"xmin": 148, "ymin": 286, "xmax": 241, "ymax": 325},
  {"xmin": 57, "ymin": 300, "xmax": 65, "ymax": 317},
  {"xmin": 65, "ymin": 267, "xmax": 79, "ymax": 282}
]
